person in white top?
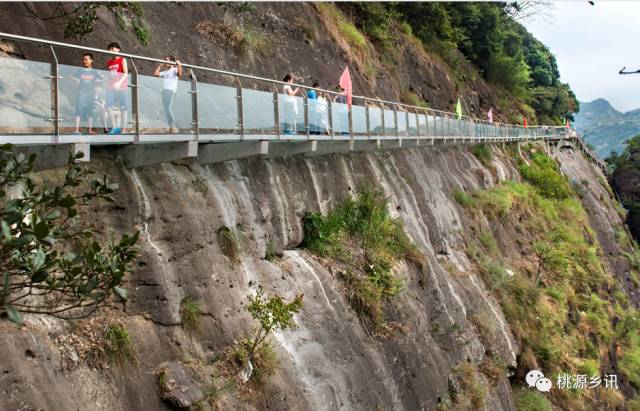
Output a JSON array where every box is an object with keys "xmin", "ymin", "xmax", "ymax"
[
  {"xmin": 154, "ymin": 56, "xmax": 183, "ymax": 133},
  {"xmin": 282, "ymin": 73, "xmax": 300, "ymax": 135}
]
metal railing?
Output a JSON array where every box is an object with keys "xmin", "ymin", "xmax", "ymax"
[{"xmin": 0, "ymin": 31, "xmax": 570, "ymax": 147}]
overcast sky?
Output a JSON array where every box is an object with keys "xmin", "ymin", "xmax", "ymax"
[{"xmin": 524, "ymin": 1, "xmax": 640, "ymax": 112}]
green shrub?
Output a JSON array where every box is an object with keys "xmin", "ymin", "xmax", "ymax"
[
  {"xmin": 453, "ymin": 188, "xmax": 475, "ymax": 208},
  {"xmin": 513, "ymin": 387, "xmax": 551, "ymax": 411},
  {"xmin": 302, "ymin": 185, "xmax": 419, "ymax": 327},
  {"xmin": 105, "ymin": 323, "xmax": 135, "ymax": 364},
  {"xmin": 265, "ymin": 240, "xmax": 277, "ymax": 262},
  {"xmin": 471, "ymin": 144, "xmax": 492, "ymax": 167},
  {"xmin": 180, "ymin": 297, "xmax": 202, "ymax": 334},
  {"xmin": 217, "ymin": 226, "xmax": 240, "ymax": 264},
  {"xmin": 518, "ymin": 152, "xmax": 573, "ymax": 200}
]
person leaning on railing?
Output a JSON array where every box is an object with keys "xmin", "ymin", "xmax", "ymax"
[{"xmin": 154, "ymin": 56, "xmax": 183, "ymax": 134}]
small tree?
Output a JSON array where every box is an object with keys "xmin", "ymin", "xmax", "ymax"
[
  {"xmin": 0, "ymin": 145, "xmax": 139, "ymax": 324},
  {"xmin": 242, "ymin": 288, "xmax": 302, "ymax": 381},
  {"xmin": 532, "ymin": 241, "xmax": 566, "ymax": 285}
]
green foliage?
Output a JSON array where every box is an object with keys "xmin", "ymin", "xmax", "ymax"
[
  {"xmin": 460, "ymin": 158, "xmax": 640, "ymax": 407},
  {"xmin": 453, "ymin": 188, "xmax": 475, "ymax": 208},
  {"xmin": 63, "ymin": 2, "xmax": 150, "ymax": 46},
  {"xmin": 217, "ymin": 226, "xmax": 240, "ymax": 265},
  {"xmin": 471, "ymin": 144, "xmax": 492, "ymax": 167},
  {"xmin": 449, "ymin": 362, "xmax": 486, "ymax": 409},
  {"xmin": 518, "ymin": 152, "xmax": 573, "ymax": 199},
  {"xmin": 180, "ymin": 297, "xmax": 202, "ymax": 334},
  {"xmin": 512, "ymin": 387, "xmax": 551, "ymax": 411},
  {"xmin": 243, "ymin": 288, "xmax": 302, "ymax": 380},
  {"xmin": 0, "ymin": 145, "xmax": 138, "ymax": 324},
  {"xmin": 302, "ymin": 185, "xmax": 420, "ymax": 327},
  {"xmin": 318, "ymin": 3, "xmax": 367, "ymax": 50},
  {"xmin": 105, "ymin": 323, "xmax": 135, "ymax": 364},
  {"xmin": 264, "ymin": 240, "xmax": 277, "ymax": 262},
  {"xmin": 395, "ymin": 2, "xmax": 577, "ymax": 122}
]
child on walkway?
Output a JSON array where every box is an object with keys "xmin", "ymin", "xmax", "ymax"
[
  {"xmin": 106, "ymin": 42, "xmax": 129, "ymax": 134},
  {"xmin": 71, "ymin": 53, "xmax": 103, "ymax": 135},
  {"xmin": 154, "ymin": 56, "xmax": 182, "ymax": 133}
]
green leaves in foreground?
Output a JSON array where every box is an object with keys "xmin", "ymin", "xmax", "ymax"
[{"xmin": 0, "ymin": 145, "xmax": 139, "ymax": 324}]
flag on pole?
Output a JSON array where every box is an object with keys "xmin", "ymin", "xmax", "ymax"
[
  {"xmin": 523, "ymin": 117, "xmax": 527, "ymax": 128},
  {"xmin": 339, "ymin": 66, "xmax": 352, "ymax": 107},
  {"xmin": 455, "ymin": 98, "xmax": 462, "ymax": 120},
  {"xmin": 565, "ymin": 119, "xmax": 570, "ymax": 128},
  {"xmin": 487, "ymin": 108, "xmax": 493, "ymax": 124}
]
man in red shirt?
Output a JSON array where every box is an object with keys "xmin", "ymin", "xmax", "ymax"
[{"xmin": 105, "ymin": 42, "xmax": 129, "ymax": 134}]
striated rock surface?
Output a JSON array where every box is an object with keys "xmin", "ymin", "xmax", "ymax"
[{"xmin": 0, "ymin": 142, "xmax": 632, "ymax": 411}]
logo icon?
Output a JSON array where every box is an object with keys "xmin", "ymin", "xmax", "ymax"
[{"xmin": 526, "ymin": 369, "xmax": 552, "ymax": 392}]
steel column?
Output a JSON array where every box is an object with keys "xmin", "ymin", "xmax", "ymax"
[
  {"xmin": 188, "ymin": 69, "xmax": 199, "ymax": 140},
  {"xmin": 129, "ymin": 59, "xmax": 140, "ymax": 142},
  {"xmin": 47, "ymin": 45, "xmax": 60, "ymax": 143},
  {"xmin": 234, "ymin": 76, "xmax": 244, "ymax": 140}
]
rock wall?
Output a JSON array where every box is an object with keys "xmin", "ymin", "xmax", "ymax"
[{"xmin": 1, "ymin": 141, "xmax": 631, "ymax": 411}]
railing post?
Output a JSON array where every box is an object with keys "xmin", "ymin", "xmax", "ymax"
[
  {"xmin": 327, "ymin": 97, "xmax": 334, "ymax": 139},
  {"xmin": 234, "ymin": 76, "xmax": 244, "ymax": 140},
  {"xmin": 47, "ymin": 45, "xmax": 60, "ymax": 143},
  {"xmin": 380, "ymin": 104, "xmax": 385, "ymax": 137},
  {"xmin": 129, "ymin": 59, "xmax": 140, "ymax": 142},
  {"xmin": 393, "ymin": 106, "xmax": 399, "ymax": 138},
  {"xmin": 189, "ymin": 69, "xmax": 199, "ymax": 140},
  {"xmin": 271, "ymin": 82, "xmax": 280, "ymax": 139},
  {"xmin": 303, "ymin": 89, "xmax": 310, "ymax": 140},
  {"xmin": 406, "ymin": 110, "xmax": 411, "ymax": 137},
  {"xmin": 365, "ymin": 98, "xmax": 371, "ymax": 140},
  {"xmin": 348, "ymin": 100, "xmax": 353, "ymax": 141}
]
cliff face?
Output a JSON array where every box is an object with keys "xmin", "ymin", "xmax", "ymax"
[{"xmin": 0, "ymin": 140, "xmax": 636, "ymax": 411}]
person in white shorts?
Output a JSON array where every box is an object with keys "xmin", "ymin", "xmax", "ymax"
[{"xmin": 154, "ymin": 56, "xmax": 183, "ymax": 133}]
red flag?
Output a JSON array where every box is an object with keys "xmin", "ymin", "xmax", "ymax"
[
  {"xmin": 523, "ymin": 117, "xmax": 527, "ymax": 128},
  {"xmin": 565, "ymin": 119, "xmax": 570, "ymax": 128},
  {"xmin": 339, "ymin": 66, "xmax": 352, "ymax": 107}
]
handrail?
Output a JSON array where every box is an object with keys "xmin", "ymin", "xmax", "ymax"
[{"xmin": 0, "ymin": 31, "xmax": 555, "ymax": 129}]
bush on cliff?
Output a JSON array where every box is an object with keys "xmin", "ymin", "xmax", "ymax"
[
  {"xmin": 303, "ymin": 184, "xmax": 421, "ymax": 329},
  {"xmin": 0, "ymin": 145, "xmax": 139, "ymax": 325}
]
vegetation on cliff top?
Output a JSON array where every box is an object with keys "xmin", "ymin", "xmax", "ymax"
[{"xmin": 340, "ymin": 2, "xmax": 578, "ymax": 124}]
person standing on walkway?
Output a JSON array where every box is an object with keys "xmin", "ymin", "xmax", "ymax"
[
  {"xmin": 154, "ymin": 56, "xmax": 182, "ymax": 133},
  {"xmin": 71, "ymin": 53, "xmax": 103, "ymax": 135},
  {"xmin": 308, "ymin": 81, "xmax": 319, "ymax": 134},
  {"xmin": 105, "ymin": 42, "xmax": 129, "ymax": 134},
  {"xmin": 282, "ymin": 74, "xmax": 300, "ymax": 135}
]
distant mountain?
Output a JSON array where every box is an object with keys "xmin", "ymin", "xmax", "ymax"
[{"xmin": 574, "ymin": 98, "xmax": 640, "ymax": 158}]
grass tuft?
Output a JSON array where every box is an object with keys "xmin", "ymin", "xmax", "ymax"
[{"xmin": 180, "ymin": 297, "xmax": 202, "ymax": 334}]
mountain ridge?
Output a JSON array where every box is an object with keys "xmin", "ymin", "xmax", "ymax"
[{"xmin": 575, "ymin": 97, "xmax": 640, "ymax": 158}]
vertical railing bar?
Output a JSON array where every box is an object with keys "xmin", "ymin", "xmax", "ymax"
[
  {"xmin": 189, "ymin": 69, "xmax": 199, "ymax": 141},
  {"xmin": 327, "ymin": 97, "xmax": 334, "ymax": 139},
  {"xmin": 393, "ymin": 106, "xmax": 399, "ymax": 138},
  {"xmin": 365, "ymin": 98, "xmax": 371, "ymax": 140},
  {"xmin": 48, "ymin": 45, "xmax": 60, "ymax": 144},
  {"xmin": 129, "ymin": 58, "xmax": 140, "ymax": 143},
  {"xmin": 380, "ymin": 104, "xmax": 385, "ymax": 138},
  {"xmin": 234, "ymin": 76, "xmax": 244, "ymax": 141},
  {"xmin": 303, "ymin": 88, "xmax": 310, "ymax": 140},
  {"xmin": 271, "ymin": 82, "xmax": 280, "ymax": 140}
]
